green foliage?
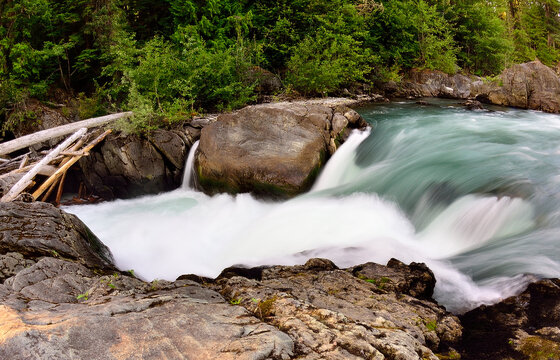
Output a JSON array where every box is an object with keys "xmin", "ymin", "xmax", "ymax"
[
  {"xmin": 229, "ymin": 297, "xmax": 242, "ymax": 305},
  {"xmin": 450, "ymin": 1, "xmax": 513, "ymax": 75},
  {"xmin": 104, "ymin": 24, "xmax": 260, "ymax": 133},
  {"xmin": 368, "ymin": 0, "xmax": 457, "ymax": 74},
  {"xmin": 425, "ymin": 319, "xmax": 437, "ymax": 332},
  {"xmin": 1, "ymin": 0, "xmax": 559, "ymax": 133},
  {"xmin": 286, "ymin": 28, "xmax": 372, "ymax": 95},
  {"xmin": 414, "ymin": 0, "xmax": 458, "ymax": 74}
]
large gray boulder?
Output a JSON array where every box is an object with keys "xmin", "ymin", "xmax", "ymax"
[
  {"xmin": 195, "ymin": 101, "xmax": 367, "ymax": 197},
  {"xmin": 79, "ymin": 129, "xmax": 191, "ymax": 199},
  {"xmin": 481, "ymin": 60, "xmax": 560, "ymax": 112}
]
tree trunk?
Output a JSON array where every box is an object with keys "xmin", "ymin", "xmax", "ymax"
[{"xmin": 0, "ymin": 112, "xmax": 132, "ymax": 156}]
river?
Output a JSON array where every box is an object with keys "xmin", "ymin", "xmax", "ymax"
[{"xmin": 66, "ymin": 99, "xmax": 560, "ymax": 313}]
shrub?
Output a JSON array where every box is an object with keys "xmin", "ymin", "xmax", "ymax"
[{"xmin": 286, "ymin": 28, "xmax": 372, "ymax": 95}]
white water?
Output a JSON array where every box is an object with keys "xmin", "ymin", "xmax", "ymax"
[
  {"xmin": 181, "ymin": 140, "xmax": 199, "ymax": 189},
  {"xmin": 66, "ymin": 100, "xmax": 560, "ymax": 313}
]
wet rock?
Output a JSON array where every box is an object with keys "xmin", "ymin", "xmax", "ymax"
[
  {"xmin": 385, "ymin": 61, "xmax": 560, "ymax": 113},
  {"xmin": 385, "ymin": 70, "xmax": 474, "ymax": 99},
  {"xmin": 350, "ymin": 258, "xmax": 436, "ymax": 300},
  {"xmin": 460, "ymin": 278, "xmax": 560, "ymax": 360},
  {"xmin": 195, "ymin": 101, "xmax": 367, "ymax": 198},
  {"xmin": 462, "ymin": 99, "xmax": 484, "ymax": 110},
  {"xmin": 216, "ymin": 258, "xmax": 462, "ymax": 360},
  {"xmin": 0, "ymin": 201, "xmax": 114, "ymax": 270},
  {"xmin": 79, "ymin": 131, "xmax": 188, "ymax": 199}
]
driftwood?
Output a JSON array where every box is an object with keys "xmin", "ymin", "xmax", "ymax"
[
  {"xmin": 1, "ymin": 128, "xmax": 87, "ymax": 202},
  {"xmin": 0, "ymin": 112, "xmax": 131, "ymax": 156},
  {"xmin": 55, "ymin": 171, "xmax": 67, "ymax": 205},
  {"xmin": 18, "ymin": 154, "xmax": 29, "ymax": 169},
  {"xmin": 31, "ymin": 129, "xmax": 112, "ymax": 200}
]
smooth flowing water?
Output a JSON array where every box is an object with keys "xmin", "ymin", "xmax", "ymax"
[{"xmin": 66, "ymin": 99, "xmax": 560, "ymax": 313}]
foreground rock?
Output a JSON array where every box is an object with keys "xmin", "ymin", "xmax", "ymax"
[
  {"xmin": 460, "ymin": 278, "xmax": 560, "ymax": 360},
  {"xmin": 0, "ymin": 201, "xmax": 114, "ymax": 272},
  {"xmin": 195, "ymin": 100, "xmax": 368, "ymax": 197},
  {"xmin": 215, "ymin": 258, "xmax": 462, "ymax": 359},
  {"xmin": 385, "ymin": 60, "xmax": 560, "ymax": 113},
  {"xmin": 0, "ymin": 202, "xmax": 293, "ymax": 360},
  {"xmin": 3, "ymin": 202, "xmax": 558, "ymax": 359}
]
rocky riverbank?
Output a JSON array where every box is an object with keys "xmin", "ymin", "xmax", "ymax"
[
  {"xmin": 382, "ymin": 60, "xmax": 560, "ymax": 113},
  {"xmin": 1, "ymin": 201, "xmax": 559, "ymax": 359}
]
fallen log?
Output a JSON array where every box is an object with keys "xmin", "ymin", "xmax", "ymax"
[
  {"xmin": 31, "ymin": 129, "xmax": 112, "ymax": 200},
  {"xmin": 0, "ymin": 128, "xmax": 87, "ymax": 202},
  {"xmin": 18, "ymin": 154, "xmax": 29, "ymax": 169},
  {"xmin": 39, "ymin": 135, "xmax": 87, "ymax": 203},
  {"xmin": 0, "ymin": 112, "xmax": 131, "ymax": 156}
]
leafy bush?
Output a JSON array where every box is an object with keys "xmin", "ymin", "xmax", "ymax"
[
  {"xmin": 104, "ymin": 25, "xmax": 260, "ymax": 133},
  {"xmin": 286, "ymin": 28, "xmax": 373, "ymax": 95}
]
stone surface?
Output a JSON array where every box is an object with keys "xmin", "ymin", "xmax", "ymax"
[
  {"xmin": 79, "ymin": 130, "xmax": 189, "ymax": 199},
  {"xmin": 0, "ymin": 261, "xmax": 294, "ymax": 360},
  {"xmin": 0, "ymin": 201, "xmax": 114, "ymax": 270},
  {"xmin": 349, "ymin": 258, "xmax": 436, "ymax": 300},
  {"xmin": 383, "ymin": 60, "xmax": 560, "ymax": 113},
  {"xmin": 483, "ymin": 60, "xmax": 560, "ymax": 112},
  {"xmin": 383, "ymin": 70, "xmax": 475, "ymax": 100},
  {"xmin": 245, "ymin": 66, "xmax": 283, "ymax": 95},
  {"xmin": 215, "ymin": 258, "xmax": 462, "ymax": 360},
  {"xmin": 460, "ymin": 278, "xmax": 560, "ymax": 360},
  {"xmin": 195, "ymin": 101, "xmax": 367, "ymax": 197},
  {"xmin": 11, "ymin": 99, "xmax": 71, "ymax": 150}
]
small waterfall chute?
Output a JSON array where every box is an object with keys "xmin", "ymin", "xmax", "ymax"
[
  {"xmin": 312, "ymin": 128, "xmax": 371, "ymax": 192},
  {"xmin": 182, "ymin": 140, "xmax": 200, "ymax": 190}
]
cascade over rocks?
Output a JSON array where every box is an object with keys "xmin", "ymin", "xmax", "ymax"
[{"xmin": 195, "ymin": 100, "xmax": 368, "ymax": 197}]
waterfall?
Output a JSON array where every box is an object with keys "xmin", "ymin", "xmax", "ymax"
[
  {"xmin": 182, "ymin": 140, "xmax": 200, "ymax": 189},
  {"xmin": 65, "ymin": 100, "xmax": 560, "ymax": 313},
  {"xmin": 312, "ymin": 128, "xmax": 371, "ymax": 192}
]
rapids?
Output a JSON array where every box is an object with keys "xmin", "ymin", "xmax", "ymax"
[{"xmin": 66, "ymin": 99, "xmax": 560, "ymax": 313}]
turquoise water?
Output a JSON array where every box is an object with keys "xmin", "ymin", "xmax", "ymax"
[{"xmin": 67, "ymin": 99, "xmax": 560, "ymax": 313}]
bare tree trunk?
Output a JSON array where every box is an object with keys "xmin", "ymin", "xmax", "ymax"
[
  {"xmin": 0, "ymin": 112, "xmax": 131, "ymax": 156},
  {"xmin": 0, "ymin": 128, "xmax": 87, "ymax": 202}
]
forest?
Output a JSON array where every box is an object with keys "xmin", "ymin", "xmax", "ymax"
[{"xmin": 1, "ymin": 0, "xmax": 559, "ymax": 133}]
